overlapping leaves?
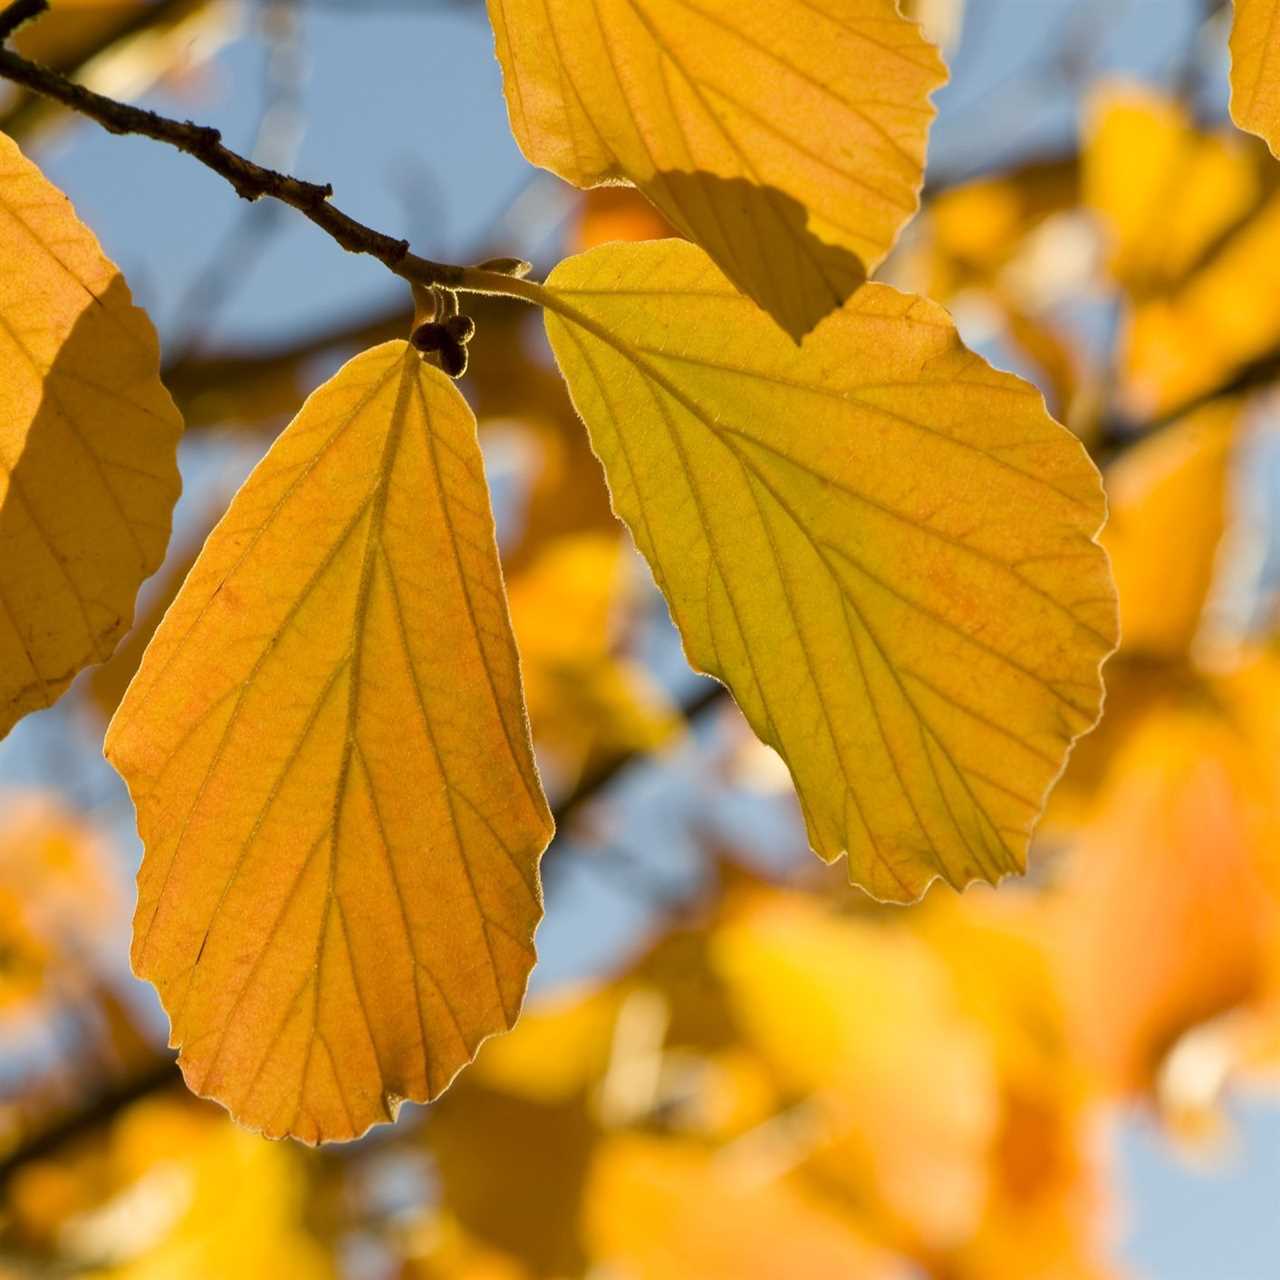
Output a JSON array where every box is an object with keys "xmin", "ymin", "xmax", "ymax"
[{"xmin": 488, "ymin": 0, "xmax": 945, "ymax": 340}]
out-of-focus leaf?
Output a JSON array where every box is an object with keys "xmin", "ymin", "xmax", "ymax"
[
  {"xmin": 465, "ymin": 985, "xmax": 621, "ymax": 1105},
  {"xmin": 0, "ymin": 795, "xmax": 159, "ymax": 1154},
  {"xmin": 0, "ymin": 133, "xmax": 182, "ymax": 737},
  {"xmin": 901, "ymin": 159, "xmax": 1080, "ymax": 303},
  {"xmin": 542, "ymin": 240, "xmax": 1117, "ymax": 903},
  {"xmin": 106, "ymin": 343, "xmax": 553, "ymax": 1142},
  {"xmin": 712, "ymin": 891, "xmax": 997, "ymax": 1252},
  {"xmin": 585, "ymin": 1136, "xmax": 912, "ymax": 1280},
  {"xmin": 7, "ymin": 1096, "xmax": 331, "ymax": 1277},
  {"xmin": 488, "ymin": 0, "xmax": 945, "ymax": 340},
  {"xmin": 1103, "ymin": 400, "xmax": 1238, "ymax": 659},
  {"xmin": 915, "ymin": 894, "xmax": 1120, "ymax": 1280},
  {"xmin": 508, "ymin": 533, "xmax": 678, "ymax": 786},
  {"xmin": 1229, "ymin": 0, "xmax": 1280, "ymax": 158},
  {"xmin": 431, "ymin": 1084, "xmax": 598, "ymax": 1279},
  {"xmin": 1122, "ymin": 191, "xmax": 1280, "ymax": 417},
  {"xmin": 572, "ymin": 187, "xmax": 674, "ymax": 253},
  {"xmin": 1054, "ymin": 707, "xmax": 1279, "ymax": 1095},
  {"xmin": 0, "ymin": 793, "xmax": 123, "ymax": 968},
  {"xmin": 1084, "ymin": 84, "xmax": 1258, "ymax": 292},
  {"xmin": 4, "ymin": 2, "xmax": 230, "ymax": 142}
]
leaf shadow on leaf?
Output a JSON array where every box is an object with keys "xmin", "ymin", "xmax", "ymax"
[
  {"xmin": 652, "ymin": 171, "xmax": 868, "ymax": 341},
  {"xmin": 1, "ymin": 275, "xmax": 156, "ymax": 737}
]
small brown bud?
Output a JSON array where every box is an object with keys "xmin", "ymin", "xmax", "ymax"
[
  {"xmin": 445, "ymin": 314, "xmax": 476, "ymax": 345},
  {"xmin": 411, "ymin": 322, "xmax": 446, "ymax": 353},
  {"xmin": 476, "ymin": 256, "xmax": 532, "ymax": 278},
  {"xmin": 439, "ymin": 340, "xmax": 469, "ymax": 379}
]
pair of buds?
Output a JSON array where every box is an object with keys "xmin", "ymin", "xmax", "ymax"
[{"xmin": 412, "ymin": 286, "xmax": 476, "ymax": 378}]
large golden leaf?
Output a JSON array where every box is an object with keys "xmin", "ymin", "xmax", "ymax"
[
  {"xmin": 0, "ymin": 132, "xmax": 182, "ymax": 737},
  {"xmin": 1229, "ymin": 0, "xmax": 1280, "ymax": 157},
  {"xmin": 540, "ymin": 240, "xmax": 1116, "ymax": 902},
  {"xmin": 487, "ymin": 0, "xmax": 945, "ymax": 340},
  {"xmin": 106, "ymin": 342, "xmax": 553, "ymax": 1142}
]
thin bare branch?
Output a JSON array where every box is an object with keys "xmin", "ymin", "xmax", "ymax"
[
  {"xmin": 0, "ymin": 0, "xmax": 42, "ymax": 41},
  {"xmin": 0, "ymin": 6, "xmax": 524, "ymax": 299}
]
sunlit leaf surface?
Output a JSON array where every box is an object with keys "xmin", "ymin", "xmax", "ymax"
[
  {"xmin": 0, "ymin": 132, "xmax": 181, "ymax": 737},
  {"xmin": 542, "ymin": 239, "xmax": 1116, "ymax": 902},
  {"xmin": 1229, "ymin": 0, "xmax": 1280, "ymax": 157},
  {"xmin": 107, "ymin": 342, "xmax": 552, "ymax": 1142},
  {"xmin": 488, "ymin": 0, "xmax": 945, "ymax": 339}
]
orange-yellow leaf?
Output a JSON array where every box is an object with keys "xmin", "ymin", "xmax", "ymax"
[
  {"xmin": 1229, "ymin": 0, "xmax": 1280, "ymax": 157},
  {"xmin": 586, "ymin": 1136, "xmax": 910, "ymax": 1280},
  {"xmin": 487, "ymin": 0, "xmax": 945, "ymax": 340},
  {"xmin": 1084, "ymin": 84, "xmax": 1258, "ymax": 291},
  {"xmin": 1122, "ymin": 190, "xmax": 1280, "ymax": 417},
  {"xmin": 7, "ymin": 1095, "xmax": 330, "ymax": 1278},
  {"xmin": 1102, "ymin": 399, "xmax": 1238, "ymax": 659},
  {"xmin": 0, "ymin": 132, "xmax": 182, "ymax": 737},
  {"xmin": 540, "ymin": 240, "xmax": 1117, "ymax": 902},
  {"xmin": 508, "ymin": 532, "xmax": 678, "ymax": 784},
  {"xmin": 1054, "ymin": 707, "xmax": 1278, "ymax": 1095},
  {"xmin": 106, "ymin": 342, "xmax": 553, "ymax": 1143},
  {"xmin": 712, "ymin": 892, "xmax": 996, "ymax": 1250}
]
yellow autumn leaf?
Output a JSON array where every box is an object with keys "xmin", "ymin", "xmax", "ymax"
[
  {"xmin": 508, "ymin": 532, "xmax": 679, "ymax": 785},
  {"xmin": 0, "ymin": 132, "xmax": 182, "ymax": 737},
  {"xmin": 585, "ymin": 1135, "xmax": 910, "ymax": 1280},
  {"xmin": 1054, "ymin": 706, "xmax": 1278, "ymax": 1096},
  {"xmin": 1122, "ymin": 191, "xmax": 1280, "ymax": 416},
  {"xmin": 538, "ymin": 240, "xmax": 1116, "ymax": 902},
  {"xmin": 106, "ymin": 342, "xmax": 553, "ymax": 1143},
  {"xmin": 712, "ymin": 891, "xmax": 997, "ymax": 1251},
  {"xmin": 1102, "ymin": 399, "xmax": 1238, "ymax": 659},
  {"xmin": 913, "ymin": 894, "xmax": 1120, "ymax": 1280},
  {"xmin": 8, "ymin": 1095, "xmax": 331, "ymax": 1279},
  {"xmin": 1084, "ymin": 84, "xmax": 1258, "ymax": 291},
  {"xmin": 487, "ymin": 0, "xmax": 945, "ymax": 340},
  {"xmin": 1229, "ymin": 0, "xmax": 1280, "ymax": 157}
]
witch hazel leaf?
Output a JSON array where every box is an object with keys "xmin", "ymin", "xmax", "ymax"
[
  {"xmin": 487, "ymin": 0, "xmax": 945, "ymax": 340},
  {"xmin": 539, "ymin": 239, "xmax": 1117, "ymax": 903},
  {"xmin": 106, "ymin": 341, "xmax": 553, "ymax": 1142},
  {"xmin": 0, "ymin": 132, "xmax": 182, "ymax": 738}
]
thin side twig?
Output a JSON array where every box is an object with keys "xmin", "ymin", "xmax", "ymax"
[
  {"xmin": 0, "ymin": 1, "xmax": 523, "ymax": 299},
  {"xmin": 0, "ymin": 0, "xmax": 43, "ymax": 42}
]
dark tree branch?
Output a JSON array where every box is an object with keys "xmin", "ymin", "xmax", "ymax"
[
  {"xmin": 0, "ymin": 0, "xmax": 40, "ymax": 41},
  {"xmin": 0, "ymin": 3, "xmax": 523, "ymax": 299},
  {"xmin": 0, "ymin": 1058, "xmax": 181, "ymax": 1182}
]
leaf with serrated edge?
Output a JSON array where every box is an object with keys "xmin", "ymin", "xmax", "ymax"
[
  {"xmin": 487, "ymin": 0, "xmax": 945, "ymax": 341},
  {"xmin": 541, "ymin": 240, "xmax": 1116, "ymax": 903},
  {"xmin": 1229, "ymin": 0, "xmax": 1280, "ymax": 158},
  {"xmin": 106, "ymin": 342, "xmax": 553, "ymax": 1142},
  {"xmin": 0, "ymin": 132, "xmax": 182, "ymax": 737}
]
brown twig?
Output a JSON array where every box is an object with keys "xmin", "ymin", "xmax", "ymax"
[
  {"xmin": 0, "ymin": 2, "xmax": 523, "ymax": 299},
  {"xmin": 0, "ymin": 0, "xmax": 42, "ymax": 41}
]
